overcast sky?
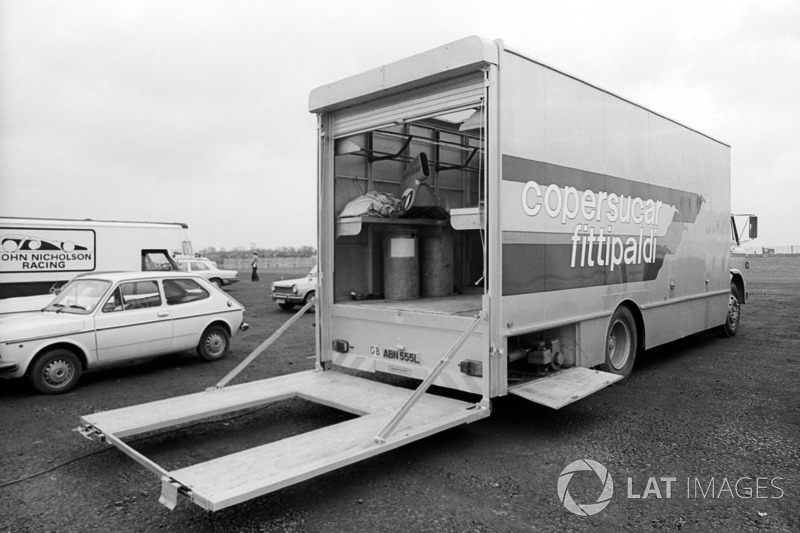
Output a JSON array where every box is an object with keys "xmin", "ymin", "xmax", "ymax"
[{"xmin": 1, "ymin": 0, "xmax": 797, "ymax": 250}]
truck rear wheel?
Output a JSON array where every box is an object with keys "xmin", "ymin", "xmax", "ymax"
[
  {"xmin": 604, "ymin": 306, "xmax": 638, "ymax": 379},
  {"xmin": 721, "ymin": 282, "xmax": 740, "ymax": 337}
]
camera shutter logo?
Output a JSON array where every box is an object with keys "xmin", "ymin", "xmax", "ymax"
[{"xmin": 557, "ymin": 459, "xmax": 614, "ymax": 516}]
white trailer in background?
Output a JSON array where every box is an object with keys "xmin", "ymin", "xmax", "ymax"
[
  {"xmin": 79, "ymin": 36, "xmax": 750, "ymax": 511},
  {"xmin": 0, "ymin": 217, "xmax": 192, "ymax": 311}
]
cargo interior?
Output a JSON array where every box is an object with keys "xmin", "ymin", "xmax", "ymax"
[{"xmin": 332, "ymin": 107, "xmax": 487, "ymax": 316}]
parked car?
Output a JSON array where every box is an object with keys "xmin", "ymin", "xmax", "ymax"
[
  {"xmin": 271, "ymin": 266, "xmax": 317, "ymax": 311},
  {"xmin": 0, "ymin": 271, "xmax": 248, "ymax": 394},
  {"xmin": 176, "ymin": 257, "xmax": 239, "ymax": 287}
]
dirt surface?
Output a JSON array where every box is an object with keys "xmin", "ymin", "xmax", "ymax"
[{"xmin": 1, "ymin": 258, "xmax": 798, "ymax": 532}]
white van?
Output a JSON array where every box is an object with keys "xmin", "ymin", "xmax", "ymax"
[{"xmin": 0, "ymin": 217, "xmax": 192, "ymax": 312}]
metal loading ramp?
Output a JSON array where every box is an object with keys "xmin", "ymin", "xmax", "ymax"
[{"xmin": 79, "ymin": 370, "xmax": 489, "ymax": 511}]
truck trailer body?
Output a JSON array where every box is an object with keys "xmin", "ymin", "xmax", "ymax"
[
  {"xmin": 78, "ymin": 37, "xmax": 747, "ymax": 511},
  {"xmin": 312, "ymin": 35, "xmax": 737, "ymax": 402}
]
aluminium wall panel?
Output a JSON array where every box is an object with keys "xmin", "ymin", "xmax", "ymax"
[
  {"xmin": 500, "ymin": 53, "xmax": 546, "ymax": 163},
  {"xmin": 498, "ymin": 47, "xmax": 731, "ymax": 351},
  {"xmin": 647, "ymin": 113, "xmax": 686, "ymax": 189},
  {"xmin": 542, "ymin": 69, "xmax": 606, "ymax": 174},
  {"xmin": 603, "ymin": 94, "xmax": 650, "ymax": 183}
]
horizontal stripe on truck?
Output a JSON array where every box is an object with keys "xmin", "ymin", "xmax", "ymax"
[
  {"xmin": 502, "ymin": 242, "xmax": 665, "ymax": 295},
  {"xmin": 503, "ymin": 155, "xmax": 704, "ymax": 224}
]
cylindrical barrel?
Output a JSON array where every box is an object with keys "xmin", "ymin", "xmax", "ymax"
[
  {"xmin": 383, "ymin": 230, "xmax": 419, "ymax": 300},
  {"xmin": 420, "ymin": 230, "xmax": 454, "ymax": 297}
]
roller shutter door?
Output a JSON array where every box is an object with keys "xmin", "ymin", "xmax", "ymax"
[{"xmin": 332, "ymin": 73, "xmax": 485, "ymax": 137}]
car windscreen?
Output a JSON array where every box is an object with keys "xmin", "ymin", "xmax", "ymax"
[{"xmin": 45, "ymin": 279, "xmax": 112, "ymax": 314}]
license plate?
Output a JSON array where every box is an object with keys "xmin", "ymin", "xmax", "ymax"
[{"xmin": 369, "ymin": 345, "xmax": 421, "ymax": 364}]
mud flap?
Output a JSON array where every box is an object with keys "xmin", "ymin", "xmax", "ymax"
[{"xmin": 508, "ymin": 367, "xmax": 622, "ymax": 409}]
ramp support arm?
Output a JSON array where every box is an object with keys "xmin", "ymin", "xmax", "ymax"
[
  {"xmin": 212, "ymin": 298, "xmax": 315, "ymax": 390},
  {"xmin": 374, "ymin": 312, "xmax": 484, "ymax": 444}
]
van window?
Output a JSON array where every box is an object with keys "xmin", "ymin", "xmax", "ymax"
[
  {"xmin": 142, "ymin": 250, "xmax": 178, "ymax": 271},
  {"xmin": 163, "ymin": 279, "xmax": 210, "ymax": 305}
]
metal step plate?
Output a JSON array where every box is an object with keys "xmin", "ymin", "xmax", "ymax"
[{"xmin": 508, "ymin": 367, "xmax": 622, "ymax": 409}]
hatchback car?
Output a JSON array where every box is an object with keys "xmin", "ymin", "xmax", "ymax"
[
  {"xmin": 0, "ymin": 271, "xmax": 248, "ymax": 394},
  {"xmin": 176, "ymin": 257, "xmax": 239, "ymax": 287}
]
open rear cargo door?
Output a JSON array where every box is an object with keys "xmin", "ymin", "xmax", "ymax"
[
  {"xmin": 508, "ymin": 367, "xmax": 623, "ymax": 409},
  {"xmin": 79, "ymin": 370, "xmax": 489, "ymax": 511}
]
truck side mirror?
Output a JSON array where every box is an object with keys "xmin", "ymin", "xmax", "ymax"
[{"xmin": 748, "ymin": 216, "xmax": 758, "ymax": 239}]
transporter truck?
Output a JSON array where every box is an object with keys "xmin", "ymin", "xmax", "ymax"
[{"xmin": 78, "ymin": 36, "xmax": 750, "ymax": 511}]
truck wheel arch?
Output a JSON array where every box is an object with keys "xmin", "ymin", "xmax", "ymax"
[
  {"xmin": 618, "ymin": 300, "xmax": 645, "ymax": 352},
  {"xmin": 730, "ymin": 270, "xmax": 746, "ymax": 304},
  {"xmin": 603, "ymin": 301, "xmax": 645, "ymax": 379}
]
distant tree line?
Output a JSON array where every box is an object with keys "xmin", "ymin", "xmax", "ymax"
[{"xmin": 197, "ymin": 245, "xmax": 316, "ymax": 264}]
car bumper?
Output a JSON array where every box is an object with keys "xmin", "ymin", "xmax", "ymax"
[
  {"xmin": 0, "ymin": 361, "xmax": 20, "ymax": 375},
  {"xmin": 272, "ymin": 294, "xmax": 303, "ymax": 304}
]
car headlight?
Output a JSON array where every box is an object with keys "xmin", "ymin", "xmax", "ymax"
[{"xmin": 292, "ymin": 285, "xmax": 298, "ymax": 294}]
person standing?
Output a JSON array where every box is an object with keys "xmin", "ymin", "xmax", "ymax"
[{"xmin": 251, "ymin": 252, "xmax": 260, "ymax": 282}]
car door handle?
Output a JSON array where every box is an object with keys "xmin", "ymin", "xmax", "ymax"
[{"xmin": 157, "ymin": 312, "xmax": 169, "ymax": 318}]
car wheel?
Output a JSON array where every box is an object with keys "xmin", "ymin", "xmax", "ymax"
[
  {"xmin": 210, "ymin": 278, "xmax": 222, "ymax": 288},
  {"xmin": 603, "ymin": 306, "xmax": 638, "ymax": 379},
  {"xmin": 303, "ymin": 291, "xmax": 316, "ymax": 312},
  {"xmin": 197, "ymin": 324, "xmax": 230, "ymax": 361},
  {"xmin": 279, "ymin": 302, "xmax": 295, "ymax": 311},
  {"xmin": 29, "ymin": 349, "xmax": 82, "ymax": 394},
  {"xmin": 721, "ymin": 282, "xmax": 740, "ymax": 337}
]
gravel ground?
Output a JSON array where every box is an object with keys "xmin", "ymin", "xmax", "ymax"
[{"xmin": 1, "ymin": 258, "xmax": 798, "ymax": 532}]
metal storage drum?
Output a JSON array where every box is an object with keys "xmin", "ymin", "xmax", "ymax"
[
  {"xmin": 420, "ymin": 230, "xmax": 454, "ymax": 297},
  {"xmin": 383, "ymin": 230, "xmax": 419, "ymax": 300}
]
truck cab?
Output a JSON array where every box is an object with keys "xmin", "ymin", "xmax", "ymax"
[{"xmin": 726, "ymin": 213, "xmax": 757, "ymax": 335}]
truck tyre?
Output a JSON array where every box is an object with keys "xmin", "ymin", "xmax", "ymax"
[
  {"xmin": 604, "ymin": 306, "xmax": 638, "ymax": 379},
  {"xmin": 197, "ymin": 324, "xmax": 230, "ymax": 361},
  {"xmin": 29, "ymin": 348, "xmax": 82, "ymax": 394},
  {"xmin": 721, "ymin": 282, "xmax": 740, "ymax": 337}
]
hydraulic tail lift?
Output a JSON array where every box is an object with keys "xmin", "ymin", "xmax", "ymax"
[{"xmin": 78, "ymin": 301, "xmax": 495, "ymax": 511}]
